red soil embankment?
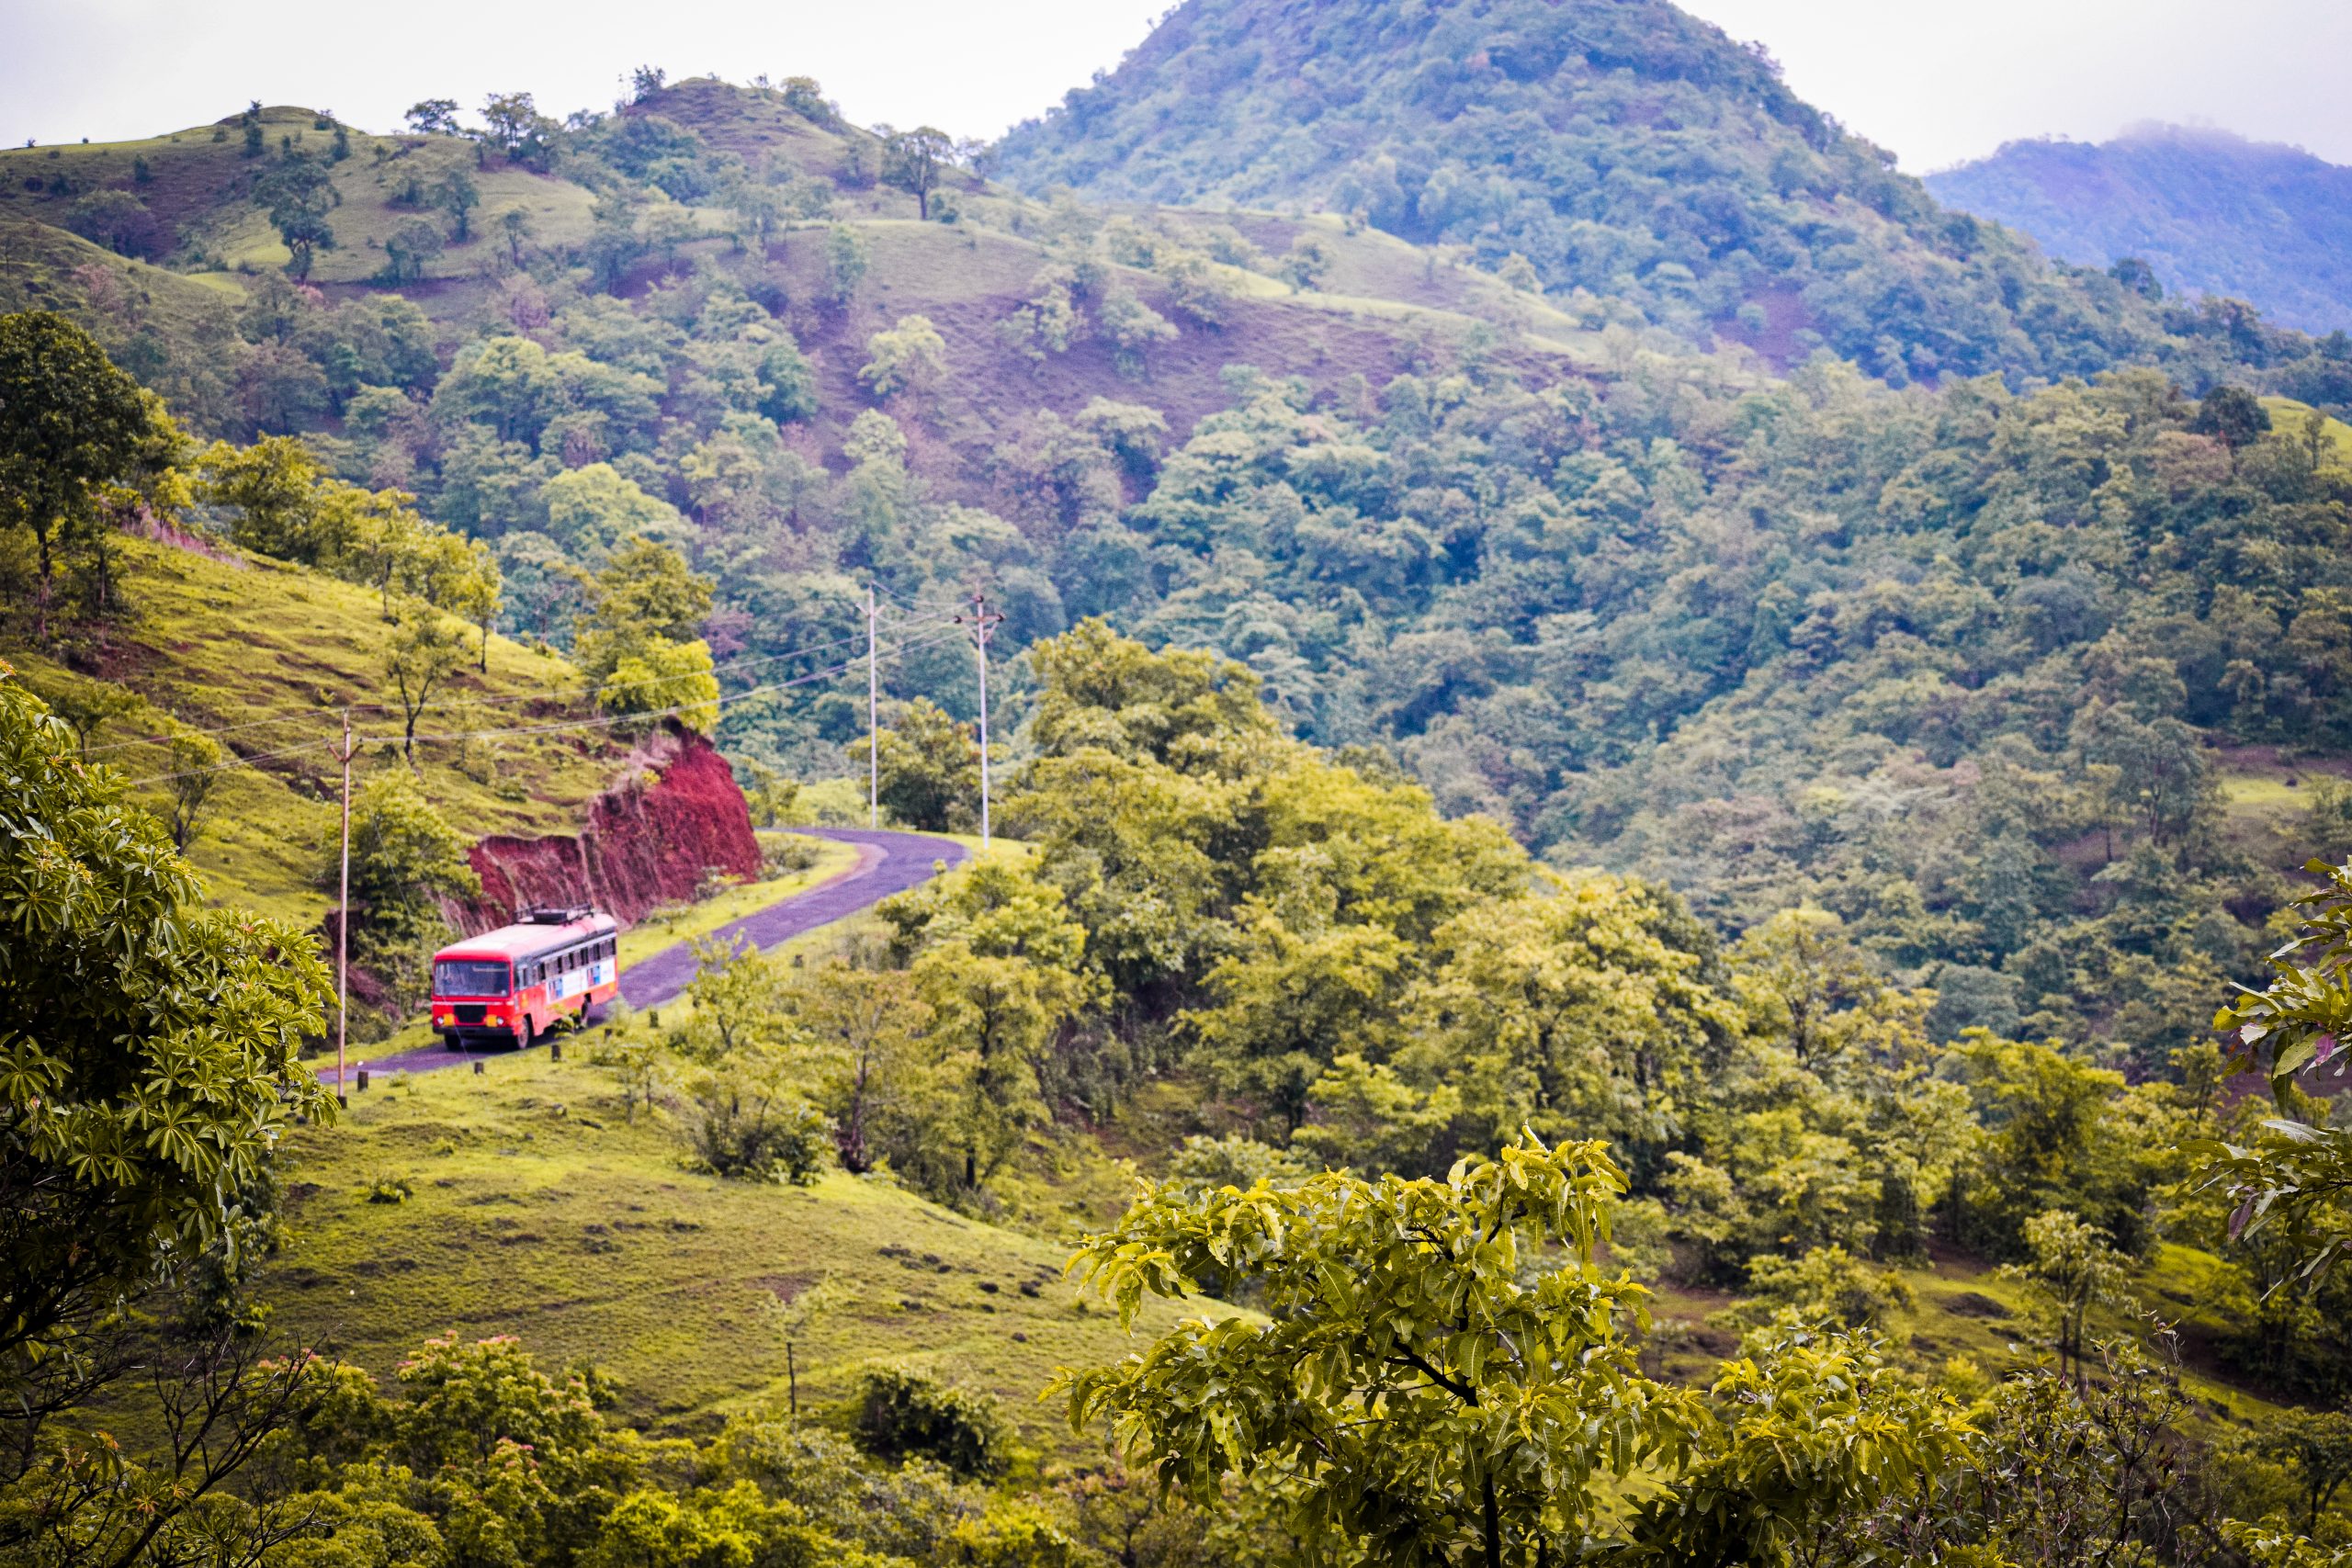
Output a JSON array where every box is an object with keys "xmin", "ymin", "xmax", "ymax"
[{"xmin": 457, "ymin": 726, "xmax": 760, "ymax": 931}]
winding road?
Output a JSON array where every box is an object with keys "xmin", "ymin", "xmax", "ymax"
[{"xmin": 320, "ymin": 828, "xmax": 967, "ymax": 1084}]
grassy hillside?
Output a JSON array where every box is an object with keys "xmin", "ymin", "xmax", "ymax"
[
  {"xmin": 1928, "ymin": 125, "xmax": 2352, "ymax": 336},
  {"xmin": 268, "ymin": 1014, "xmax": 1192, "ymax": 1449},
  {"xmin": 3, "ymin": 533, "xmax": 626, "ymax": 926}
]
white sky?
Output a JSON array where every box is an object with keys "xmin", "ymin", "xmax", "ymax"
[{"xmin": 6, "ymin": 0, "xmax": 2349, "ymax": 172}]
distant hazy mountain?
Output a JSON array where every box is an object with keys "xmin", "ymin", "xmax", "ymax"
[{"xmin": 1927, "ymin": 125, "xmax": 2352, "ymax": 335}]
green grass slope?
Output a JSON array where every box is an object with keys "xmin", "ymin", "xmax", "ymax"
[
  {"xmin": 268, "ymin": 1043, "xmax": 1195, "ymax": 1449},
  {"xmin": 4, "ymin": 534, "xmax": 626, "ymax": 926}
]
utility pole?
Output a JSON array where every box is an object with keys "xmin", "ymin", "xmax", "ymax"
[
  {"xmin": 335, "ymin": 709, "xmax": 355, "ymax": 1109},
  {"xmin": 865, "ymin": 584, "xmax": 879, "ymax": 830},
  {"xmin": 954, "ymin": 592, "xmax": 1005, "ymax": 848}
]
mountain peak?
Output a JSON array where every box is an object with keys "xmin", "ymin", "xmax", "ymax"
[{"xmin": 993, "ymin": 0, "xmax": 2173, "ymax": 385}]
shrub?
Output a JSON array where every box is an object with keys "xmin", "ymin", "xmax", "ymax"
[
  {"xmin": 367, "ymin": 1172, "xmax": 415, "ymax": 1204},
  {"xmin": 681, "ymin": 1072, "xmax": 832, "ymax": 1184},
  {"xmin": 1739, "ymin": 1245, "xmax": 1915, "ymax": 1330},
  {"xmin": 849, "ymin": 1365, "xmax": 1012, "ymax": 1480}
]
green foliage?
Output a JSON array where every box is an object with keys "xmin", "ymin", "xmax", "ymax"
[
  {"xmin": 571, "ymin": 534, "xmax": 714, "ymax": 699},
  {"xmin": 2203, "ymin": 857, "xmax": 2352, "ymax": 1280},
  {"xmin": 341, "ymin": 771, "xmax": 480, "ymax": 939},
  {"xmin": 812, "ymin": 224, "xmax": 868, "ymax": 309},
  {"xmin": 1622, "ymin": 1318, "xmax": 1972, "ymax": 1566},
  {"xmin": 850, "ymin": 1364, "xmax": 1013, "ymax": 1480},
  {"xmin": 991, "ymin": 0, "xmax": 2275, "ymax": 385},
  {"xmin": 1060, "ymin": 1134, "xmax": 1698, "ymax": 1565},
  {"xmin": 0, "ymin": 310, "xmax": 149, "ymax": 599},
  {"xmin": 1095, "ymin": 288, "xmax": 1177, "ymax": 378},
  {"xmin": 1999, "ymin": 1208, "xmax": 2133, "ymax": 1383},
  {"xmin": 879, "ymin": 127, "xmax": 956, "ymax": 220},
  {"xmin": 670, "ymin": 937, "xmax": 834, "ymax": 1183},
  {"xmin": 854, "ymin": 695, "xmax": 978, "ymax": 832},
  {"xmin": 380, "ymin": 596, "xmax": 469, "ymax": 761},
  {"xmin": 2257, "ymin": 1408, "xmax": 2352, "ymax": 1535},
  {"xmin": 1740, "ymin": 1245, "xmax": 1915, "ymax": 1330},
  {"xmin": 857, "ymin": 314, "xmax": 947, "ymax": 401},
  {"xmin": 0, "ymin": 665, "xmax": 333, "ymax": 1380},
  {"xmin": 256, "ymin": 151, "xmax": 338, "ymax": 277},
  {"xmin": 879, "ymin": 860, "xmax": 1102, "ymax": 1197},
  {"xmin": 600, "ymin": 634, "xmax": 720, "ymax": 734}
]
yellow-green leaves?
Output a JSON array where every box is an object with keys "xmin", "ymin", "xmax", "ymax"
[
  {"xmin": 1057, "ymin": 1134, "xmax": 1692, "ymax": 1565},
  {"xmin": 0, "ymin": 669, "xmax": 332, "ymax": 1366}
]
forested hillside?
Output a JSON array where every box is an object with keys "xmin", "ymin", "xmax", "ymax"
[
  {"xmin": 1928, "ymin": 126, "xmax": 2352, "ymax": 336},
  {"xmin": 988, "ymin": 0, "xmax": 2341, "ymax": 388},
  {"xmin": 20, "ymin": 6, "xmax": 2352, "ymax": 1560},
  {"xmin": 8, "ymin": 56, "xmax": 2352, "ymax": 1069}
]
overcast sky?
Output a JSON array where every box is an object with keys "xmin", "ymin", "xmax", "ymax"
[{"xmin": 7, "ymin": 0, "xmax": 2350, "ymax": 172}]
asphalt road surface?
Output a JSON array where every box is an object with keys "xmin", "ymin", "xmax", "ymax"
[{"xmin": 319, "ymin": 828, "xmax": 967, "ymax": 1085}]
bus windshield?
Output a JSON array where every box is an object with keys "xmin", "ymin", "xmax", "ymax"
[{"xmin": 433, "ymin": 959, "xmax": 511, "ymax": 998}]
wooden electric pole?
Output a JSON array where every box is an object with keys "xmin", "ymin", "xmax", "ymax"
[
  {"xmin": 866, "ymin": 585, "xmax": 879, "ymax": 830},
  {"xmin": 954, "ymin": 593, "xmax": 1005, "ymax": 848},
  {"xmin": 335, "ymin": 709, "xmax": 355, "ymax": 1109}
]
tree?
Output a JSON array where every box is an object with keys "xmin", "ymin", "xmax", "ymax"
[
  {"xmin": 381, "ymin": 215, "xmax": 445, "ymax": 283},
  {"xmin": 497, "ymin": 204, "xmax": 534, "ymax": 265},
  {"xmin": 791, "ymin": 962, "xmax": 933, "ymax": 1174},
  {"xmin": 669, "ymin": 938, "xmax": 831, "ymax": 1182},
  {"xmin": 34, "ymin": 675, "xmax": 139, "ymax": 761},
  {"xmin": 381, "ymin": 597, "xmax": 469, "ymax": 763},
  {"xmin": 2260, "ymin": 1410, "xmax": 2352, "ymax": 1536},
  {"xmin": 571, "ymin": 535, "xmax": 714, "ymax": 691},
  {"xmin": 851, "ymin": 1366, "xmax": 1010, "ymax": 1479},
  {"xmin": 823, "ymin": 223, "xmax": 867, "ymax": 307},
  {"xmin": 2191, "ymin": 384, "xmax": 2271, "ymax": 452},
  {"xmin": 62, "ymin": 188, "xmax": 153, "ymax": 256},
  {"xmin": 197, "ymin": 434, "xmax": 329, "ymax": 558},
  {"xmin": 1059, "ymin": 1134, "xmax": 1703, "ymax": 1566},
  {"xmin": 0, "ymin": 312, "xmax": 150, "ymax": 630},
  {"xmin": 2002, "ymin": 1209, "xmax": 2132, "ymax": 1386},
  {"xmin": 406, "ymin": 98, "xmax": 462, "ymax": 136},
  {"xmin": 337, "ymin": 771, "xmax": 481, "ymax": 1007},
  {"xmin": 435, "ymin": 168, "xmax": 480, "ymax": 242},
  {"xmin": 161, "ymin": 723, "xmax": 225, "ymax": 851},
  {"xmin": 598, "ymin": 635, "xmax": 720, "ymax": 733},
  {"xmin": 1621, "ymin": 1317, "xmax": 1973, "ymax": 1566},
  {"xmin": 1096, "ymin": 287, "xmax": 1178, "ymax": 378},
  {"xmin": 880, "ymin": 126, "xmax": 956, "ymax": 220},
  {"xmin": 858, "ymin": 314, "xmax": 948, "ymax": 401},
  {"xmin": 256, "ymin": 152, "xmax": 337, "ymax": 278},
  {"xmin": 452, "ymin": 539, "xmax": 503, "ymax": 671},
  {"xmin": 0, "ymin": 666, "xmax": 331, "ymax": 1439},
  {"xmin": 853, "ymin": 695, "xmax": 979, "ymax": 831},
  {"xmin": 478, "ymin": 91, "xmax": 557, "ymax": 168}
]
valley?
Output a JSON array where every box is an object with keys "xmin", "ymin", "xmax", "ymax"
[{"xmin": 9, "ymin": 3, "xmax": 2352, "ymax": 1564}]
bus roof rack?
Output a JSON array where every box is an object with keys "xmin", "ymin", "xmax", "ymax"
[{"xmin": 521, "ymin": 904, "xmax": 597, "ymax": 925}]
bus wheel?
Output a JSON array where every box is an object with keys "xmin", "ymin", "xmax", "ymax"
[
  {"xmin": 440, "ymin": 1031, "xmax": 458, "ymax": 1051},
  {"xmin": 516, "ymin": 1018, "xmax": 536, "ymax": 1050}
]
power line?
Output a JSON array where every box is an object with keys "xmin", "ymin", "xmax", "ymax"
[
  {"xmin": 120, "ymin": 625, "xmax": 968, "ymax": 788},
  {"xmin": 85, "ymin": 612, "xmax": 956, "ymax": 758}
]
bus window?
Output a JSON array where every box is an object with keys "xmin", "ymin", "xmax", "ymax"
[{"xmin": 434, "ymin": 959, "xmax": 511, "ymax": 997}]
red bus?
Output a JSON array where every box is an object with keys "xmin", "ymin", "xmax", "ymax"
[{"xmin": 428, "ymin": 905, "xmax": 621, "ymax": 1049}]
